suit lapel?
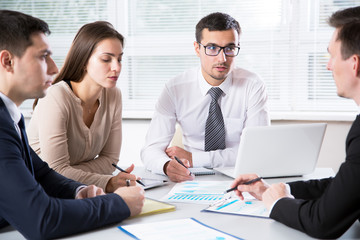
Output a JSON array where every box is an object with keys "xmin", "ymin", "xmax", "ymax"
[
  {"xmin": 18, "ymin": 115, "xmax": 34, "ymax": 174},
  {"xmin": 0, "ymin": 99, "xmax": 34, "ymax": 174}
]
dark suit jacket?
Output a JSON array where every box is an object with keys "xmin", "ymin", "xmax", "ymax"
[
  {"xmin": 0, "ymin": 99, "xmax": 130, "ymax": 240},
  {"xmin": 270, "ymin": 115, "xmax": 360, "ymax": 239}
]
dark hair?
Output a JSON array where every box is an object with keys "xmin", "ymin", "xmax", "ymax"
[
  {"xmin": 33, "ymin": 21, "xmax": 124, "ymax": 109},
  {"xmin": 328, "ymin": 6, "xmax": 360, "ymax": 28},
  {"xmin": 336, "ymin": 21, "xmax": 360, "ymax": 60},
  {"xmin": 52, "ymin": 21, "xmax": 124, "ymax": 85},
  {"xmin": 0, "ymin": 10, "xmax": 50, "ymax": 57},
  {"xmin": 328, "ymin": 6, "xmax": 360, "ymax": 60},
  {"xmin": 195, "ymin": 12, "xmax": 241, "ymax": 43}
]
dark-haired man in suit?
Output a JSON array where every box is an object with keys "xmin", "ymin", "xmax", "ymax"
[
  {"xmin": 0, "ymin": 10, "xmax": 144, "ymax": 239},
  {"xmin": 230, "ymin": 6, "xmax": 360, "ymax": 239}
]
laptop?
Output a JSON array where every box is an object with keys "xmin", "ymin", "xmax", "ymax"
[{"xmin": 215, "ymin": 123, "xmax": 327, "ymax": 178}]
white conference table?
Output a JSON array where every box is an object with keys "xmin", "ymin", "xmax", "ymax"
[{"xmin": 1, "ymin": 168, "xmax": 360, "ymax": 240}]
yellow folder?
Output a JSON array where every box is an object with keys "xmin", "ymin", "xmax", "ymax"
[{"xmin": 132, "ymin": 198, "xmax": 176, "ymax": 218}]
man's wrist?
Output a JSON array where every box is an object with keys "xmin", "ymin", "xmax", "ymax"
[
  {"xmin": 268, "ymin": 184, "xmax": 293, "ymax": 213},
  {"xmin": 75, "ymin": 185, "xmax": 87, "ymax": 198},
  {"xmin": 163, "ymin": 161, "xmax": 170, "ymax": 175}
]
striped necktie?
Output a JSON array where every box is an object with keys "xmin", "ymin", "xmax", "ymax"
[{"xmin": 205, "ymin": 87, "xmax": 226, "ymax": 151}]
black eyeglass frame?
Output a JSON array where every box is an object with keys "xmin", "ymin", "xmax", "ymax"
[{"xmin": 197, "ymin": 42, "xmax": 240, "ymax": 57}]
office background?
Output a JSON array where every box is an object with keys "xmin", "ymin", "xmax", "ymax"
[{"xmin": 2, "ymin": 0, "xmax": 358, "ymax": 173}]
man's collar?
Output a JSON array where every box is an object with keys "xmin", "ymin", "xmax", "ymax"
[
  {"xmin": 197, "ymin": 68, "xmax": 232, "ymax": 97},
  {"xmin": 0, "ymin": 92, "xmax": 22, "ymax": 124}
]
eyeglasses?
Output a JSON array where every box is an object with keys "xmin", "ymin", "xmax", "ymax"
[{"xmin": 197, "ymin": 42, "xmax": 240, "ymax": 57}]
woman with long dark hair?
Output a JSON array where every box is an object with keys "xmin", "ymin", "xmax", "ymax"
[{"xmin": 28, "ymin": 21, "xmax": 139, "ymax": 192}]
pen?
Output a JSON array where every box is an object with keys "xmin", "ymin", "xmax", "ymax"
[
  {"xmin": 224, "ymin": 177, "xmax": 263, "ymax": 194},
  {"xmin": 174, "ymin": 156, "xmax": 193, "ymax": 176},
  {"xmin": 111, "ymin": 163, "xmax": 145, "ymax": 187}
]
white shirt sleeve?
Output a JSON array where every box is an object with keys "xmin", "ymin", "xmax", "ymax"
[{"xmin": 141, "ymin": 84, "xmax": 177, "ymax": 175}]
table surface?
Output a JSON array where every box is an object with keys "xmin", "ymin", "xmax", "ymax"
[{"xmin": 1, "ymin": 168, "xmax": 360, "ymax": 240}]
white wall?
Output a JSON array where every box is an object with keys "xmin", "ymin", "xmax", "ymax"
[
  {"xmin": 121, "ymin": 119, "xmax": 353, "ymax": 173},
  {"xmin": 120, "ymin": 119, "xmax": 150, "ymax": 167}
]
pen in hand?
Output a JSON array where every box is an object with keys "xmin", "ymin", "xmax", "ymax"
[
  {"xmin": 224, "ymin": 177, "xmax": 263, "ymax": 194},
  {"xmin": 111, "ymin": 163, "xmax": 145, "ymax": 187},
  {"xmin": 174, "ymin": 156, "xmax": 194, "ymax": 176}
]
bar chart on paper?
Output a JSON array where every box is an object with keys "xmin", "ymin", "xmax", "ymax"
[{"xmin": 161, "ymin": 181, "xmax": 232, "ymax": 205}]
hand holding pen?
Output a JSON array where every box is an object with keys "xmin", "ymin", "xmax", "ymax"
[
  {"xmin": 224, "ymin": 177, "xmax": 263, "ymax": 193},
  {"xmin": 174, "ymin": 156, "xmax": 195, "ymax": 177},
  {"xmin": 229, "ymin": 174, "xmax": 269, "ymax": 201},
  {"xmin": 164, "ymin": 156, "xmax": 195, "ymax": 182},
  {"xmin": 111, "ymin": 164, "xmax": 145, "ymax": 187},
  {"xmin": 210, "ymin": 177, "xmax": 264, "ymax": 208}
]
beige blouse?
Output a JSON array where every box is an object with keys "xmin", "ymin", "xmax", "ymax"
[{"xmin": 27, "ymin": 81, "xmax": 122, "ymax": 190}]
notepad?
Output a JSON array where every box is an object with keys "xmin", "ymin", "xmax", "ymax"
[
  {"xmin": 142, "ymin": 178, "xmax": 169, "ymax": 190},
  {"xmin": 118, "ymin": 218, "xmax": 244, "ymax": 240},
  {"xmin": 189, "ymin": 167, "xmax": 215, "ymax": 176},
  {"xmin": 131, "ymin": 198, "xmax": 175, "ymax": 218}
]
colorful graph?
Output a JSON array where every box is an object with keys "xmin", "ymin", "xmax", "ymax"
[{"xmin": 162, "ymin": 181, "xmax": 232, "ymax": 204}]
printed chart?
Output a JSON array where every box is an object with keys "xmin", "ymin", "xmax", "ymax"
[{"xmin": 161, "ymin": 181, "xmax": 232, "ymax": 205}]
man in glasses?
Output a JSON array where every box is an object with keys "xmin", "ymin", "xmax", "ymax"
[{"xmin": 141, "ymin": 12, "xmax": 270, "ymax": 182}]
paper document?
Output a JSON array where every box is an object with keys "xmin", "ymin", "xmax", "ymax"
[
  {"xmin": 118, "ymin": 218, "xmax": 244, "ymax": 240},
  {"xmin": 203, "ymin": 196, "xmax": 269, "ymax": 218},
  {"xmin": 161, "ymin": 181, "xmax": 232, "ymax": 205}
]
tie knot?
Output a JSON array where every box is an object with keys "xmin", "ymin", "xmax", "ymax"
[{"xmin": 208, "ymin": 87, "xmax": 223, "ymax": 101}]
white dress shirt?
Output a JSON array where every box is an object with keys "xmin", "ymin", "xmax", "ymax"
[
  {"xmin": 0, "ymin": 92, "xmax": 21, "ymax": 137},
  {"xmin": 141, "ymin": 66, "xmax": 270, "ymax": 174}
]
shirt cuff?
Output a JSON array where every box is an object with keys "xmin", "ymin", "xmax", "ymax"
[
  {"xmin": 191, "ymin": 151, "xmax": 211, "ymax": 168},
  {"xmin": 268, "ymin": 184, "xmax": 292, "ymax": 213},
  {"xmin": 74, "ymin": 185, "xmax": 87, "ymax": 198}
]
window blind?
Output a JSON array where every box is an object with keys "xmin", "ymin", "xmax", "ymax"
[
  {"xmin": 0, "ymin": 0, "xmax": 113, "ymax": 115},
  {"xmin": 1, "ymin": 0, "xmax": 359, "ymax": 119}
]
